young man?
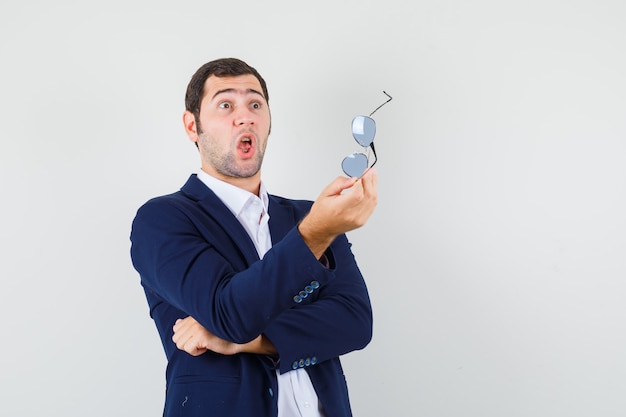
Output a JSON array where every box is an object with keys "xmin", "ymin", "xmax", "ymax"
[{"xmin": 130, "ymin": 57, "xmax": 377, "ymax": 417}]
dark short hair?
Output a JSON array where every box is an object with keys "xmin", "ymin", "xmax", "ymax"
[{"xmin": 185, "ymin": 57, "xmax": 269, "ymax": 121}]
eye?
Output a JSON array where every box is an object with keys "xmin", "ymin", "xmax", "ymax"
[
  {"xmin": 250, "ymin": 101, "xmax": 262, "ymax": 110},
  {"xmin": 218, "ymin": 101, "xmax": 232, "ymax": 109}
]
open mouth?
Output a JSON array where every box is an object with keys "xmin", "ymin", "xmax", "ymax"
[{"xmin": 239, "ymin": 135, "xmax": 254, "ymax": 154}]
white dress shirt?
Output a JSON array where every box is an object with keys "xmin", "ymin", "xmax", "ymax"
[{"xmin": 196, "ymin": 170, "xmax": 326, "ymax": 417}]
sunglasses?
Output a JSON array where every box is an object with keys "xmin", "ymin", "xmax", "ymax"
[{"xmin": 341, "ymin": 91, "xmax": 392, "ymax": 178}]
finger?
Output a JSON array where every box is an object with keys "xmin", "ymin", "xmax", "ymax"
[
  {"xmin": 368, "ymin": 167, "xmax": 378, "ymax": 188},
  {"xmin": 182, "ymin": 336, "xmax": 196, "ymax": 353},
  {"xmin": 173, "ymin": 316, "xmax": 195, "ymax": 331},
  {"xmin": 189, "ymin": 347, "xmax": 208, "ymax": 357},
  {"xmin": 172, "ymin": 323, "xmax": 193, "ymax": 346},
  {"xmin": 321, "ymin": 176, "xmax": 358, "ymax": 197},
  {"xmin": 359, "ymin": 169, "xmax": 377, "ymax": 202},
  {"xmin": 173, "ymin": 332, "xmax": 189, "ymax": 350},
  {"xmin": 361, "ymin": 167, "xmax": 377, "ymax": 191},
  {"xmin": 184, "ymin": 333, "xmax": 210, "ymax": 356},
  {"xmin": 173, "ymin": 318, "xmax": 183, "ymax": 332},
  {"xmin": 183, "ymin": 333, "xmax": 205, "ymax": 353}
]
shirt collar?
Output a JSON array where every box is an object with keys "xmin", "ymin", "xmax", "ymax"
[{"xmin": 196, "ymin": 169, "xmax": 269, "ymax": 218}]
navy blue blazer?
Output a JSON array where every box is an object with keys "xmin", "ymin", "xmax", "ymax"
[{"xmin": 130, "ymin": 174, "xmax": 373, "ymax": 417}]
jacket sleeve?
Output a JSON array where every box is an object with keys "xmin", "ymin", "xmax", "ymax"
[
  {"xmin": 130, "ymin": 197, "xmax": 338, "ymax": 344},
  {"xmin": 263, "ymin": 233, "xmax": 374, "ymax": 374}
]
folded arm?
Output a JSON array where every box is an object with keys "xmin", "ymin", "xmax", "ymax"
[
  {"xmin": 172, "ymin": 316, "xmax": 278, "ymax": 357},
  {"xmin": 172, "ymin": 232, "xmax": 373, "ymax": 369}
]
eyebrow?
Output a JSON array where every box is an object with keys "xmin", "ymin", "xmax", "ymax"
[{"xmin": 211, "ymin": 88, "xmax": 266, "ymax": 101}]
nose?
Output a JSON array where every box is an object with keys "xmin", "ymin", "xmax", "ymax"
[{"xmin": 234, "ymin": 108, "xmax": 254, "ymax": 126}]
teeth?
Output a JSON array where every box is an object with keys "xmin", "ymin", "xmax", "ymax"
[{"xmin": 240, "ymin": 136, "xmax": 252, "ymax": 153}]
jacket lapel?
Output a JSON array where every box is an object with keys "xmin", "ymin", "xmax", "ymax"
[
  {"xmin": 180, "ymin": 175, "xmax": 260, "ymax": 267},
  {"xmin": 268, "ymin": 195, "xmax": 297, "ymax": 246}
]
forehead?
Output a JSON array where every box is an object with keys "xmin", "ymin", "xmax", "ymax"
[{"xmin": 202, "ymin": 74, "xmax": 265, "ymax": 103}]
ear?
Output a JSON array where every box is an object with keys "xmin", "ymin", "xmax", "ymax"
[{"xmin": 183, "ymin": 111, "xmax": 199, "ymax": 144}]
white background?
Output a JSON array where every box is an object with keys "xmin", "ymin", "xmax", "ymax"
[{"xmin": 1, "ymin": 1, "xmax": 625, "ymax": 416}]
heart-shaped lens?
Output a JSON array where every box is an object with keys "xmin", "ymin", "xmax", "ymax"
[
  {"xmin": 341, "ymin": 153, "xmax": 369, "ymax": 178},
  {"xmin": 352, "ymin": 116, "xmax": 376, "ymax": 147}
]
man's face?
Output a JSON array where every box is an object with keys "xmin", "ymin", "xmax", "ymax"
[{"xmin": 186, "ymin": 74, "xmax": 271, "ymax": 182}]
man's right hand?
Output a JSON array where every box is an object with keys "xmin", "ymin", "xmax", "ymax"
[{"xmin": 172, "ymin": 316, "xmax": 278, "ymax": 357}]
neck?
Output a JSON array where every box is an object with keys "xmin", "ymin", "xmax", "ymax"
[{"xmin": 200, "ymin": 166, "xmax": 261, "ymax": 196}]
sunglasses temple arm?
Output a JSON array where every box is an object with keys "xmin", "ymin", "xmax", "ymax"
[
  {"xmin": 369, "ymin": 142, "xmax": 378, "ymax": 169},
  {"xmin": 369, "ymin": 91, "xmax": 393, "ymax": 117}
]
